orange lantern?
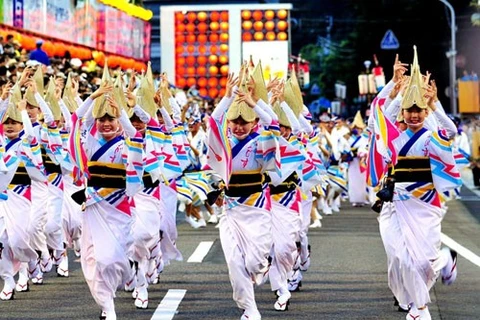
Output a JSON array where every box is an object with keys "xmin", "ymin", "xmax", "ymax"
[
  {"xmin": 209, "ymin": 33, "xmax": 219, "ymax": 43},
  {"xmin": 242, "ymin": 10, "xmax": 251, "ymax": 20},
  {"xmin": 177, "ymin": 56, "xmax": 186, "ymax": 65},
  {"xmin": 176, "ymin": 34, "xmax": 185, "ymax": 44},
  {"xmin": 210, "ymin": 21, "xmax": 220, "ymax": 32},
  {"xmin": 186, "ymin": 23, "xmax": 195, "ymax": 33},
  {"xmin": 265, "ymin": 31, "xmax": 276, "ymax": 41},
  {"xmin": 199, "ymin": 88, "xmax": 208, "ymax": 97},
  {"xmin": 253, "ymin": 32, "xmax": 264, "ymax": 41},
  {"xmin": 220, "ymin": 33, "xmax": 229, "ymax": 42},
  {"xmin": 197, "ymin": 11, "xmax": 207, "ymax": 22},
  {"xmin": 277, "ymin": 21, "xmax": 288, "ymax": 31},
  {"xmin": 242, "ymin": 32, "xmax": 253, "ymax": 42},
  {"xmin": 219, "ymin": 77, "xmax": 228, "ymax": 87},
  {"xmin": 220, "ymin": 22, "xmax": 229, "ymax": 32},
  {"xmin": 186, "ymin": 56, "xmax": 196, "ymax": 66},
  {"xmin": 265, "ymin": 21, "xmax": 275, "ymax": 31},
  {"xmin": 252, "ymin": 10, "xmax": 263, "ymax": 21},
  {"xmin": 197, "ymin": 23, "xmax": 208, "ymax": 33},
  {"xmin": 209, "ymin": 66, "xmax": 219, "ymax": 75},
  {"xmin": 208, "ymin": 77, "xmax": 218, "ymax": 87},
  {"xmin": 220, "ymin": 65, "xmax": 229, "ymax": 76},
  {"xmin": 208, "ymin": 54, "xmax": 218, "ymax": 65},
  {"xmin": 219, "ymin": 55, "xmax": 228, "ymax": 64},
  {"xmin": 187, "ymin": 77, "xmax": 196, "ymax": 87},
  {"xmin": 219, "ymin": 44, "xmax": 229, "ymax": 53},
  {"xmin": 253, "ymin": 21, "xmax": 263, "ymax": 31},
  {"xmin": 197, "ymin": 66, "xmax": 207, "ymax": 76},
  {"xmin": 242, "ymin": 21, "xmax": 253, "ymax": 30},
  {"xmin": 277, "ymin": 32, "xmax": 288, "ymax": 41},
  {"xmin": 176, "ymin": 77, "xmax": 187, "ymax": 88},
  {"xmin": 277, "ymin": 9, "xmax": 288, "ymax": 19},
  {"xmin": 210, "ymin": 11, "xmax": 220, "ymax": 21},
  {"xmin": 197, "ymin": 34, "xmax": 207, "ymax": 43},
  {"xmin": 208, "ymin": 88, "xmax": 219, "ymax": 98},
  {"xmin": 265, "ymin": 10, "xmax": 275, "ymax": 20},
  {"xmin": 176, "ymin": 24, "xmax": 185, "ymax": 33},
  {"xmin": 220, "ymin": 11, "xmax": 229, "ymax": 21},
  {"xmin": 186, "ymin": 34, "xmax": 196, "ymax": 43},
  {"xmin": 175, "ymin": 12, "xmax": 185, "ymax": 22},
  {"xmin": 197, "ymin": 56, "xmax": 207, "ymax": 65},
  {"xmin": 186, "ymin": 45, "xmax": 195, "ymax": 54},
  {"xmin": 176, "ymin": 46, "xmax": 184, "ymax": 55},
  {"xmin": 198, "ymin": 45, "xmax": 207, "ymax": 54},
  {"xmin": 198, "ymin": 77, "xmax": 208, "ymax": 87},
  {"xmin": 187, "ymin": 12, "xmax": 197, "ymax": 22},
  {"xmin": 219, "ymin": 88, "xmax": 226, "ymax": 97},
  {"xmin": 176, "ymin": 67, "xmax": 186, "ymax": 76},
  {"xmin": 210, "ymin": 45, "xmax": 218, "ymax": 54}
]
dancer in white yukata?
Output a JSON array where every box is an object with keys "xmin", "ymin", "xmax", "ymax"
[
  {"xmin": 347, "ymin": 111, "xmax": 369, "ymax": 206},
  {"xmin": 69, "ymin": 70, "xmax": 144, "ymax": 319},
  {"xmin": 0, "ymin": 84, "xmax": 44, "ymax": 300},
  {"xmin": 206, "ymin": 70, "xmax": 281, "ymax": 320},
  {"xmin": 374, "ymin": 47, "xmax": 460, "ymax": 320}
]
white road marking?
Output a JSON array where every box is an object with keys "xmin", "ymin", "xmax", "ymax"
[
  {"xmin": 151, "ymin": 289, "xmax": 187, "ymax": 320},
  {"xmin": 441, "ymin": 233, "xmax": 480, "ymax": 267},
  {"xmin": 187, "ymin": 241, "xmax": 214, "ymax": 263}
]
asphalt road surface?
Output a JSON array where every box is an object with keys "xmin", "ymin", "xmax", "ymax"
[{"xmin": 1, "ymin": 187, "xmax": 479, "ymax": 320}]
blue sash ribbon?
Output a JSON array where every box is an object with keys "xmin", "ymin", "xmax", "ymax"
[
  {"xmin": 232, "ymin": 132, "xmax": 259, "ymax": 159},
  {"xmin": 91, "ymin": 136, "xmax": 124, "ymax": 161}
]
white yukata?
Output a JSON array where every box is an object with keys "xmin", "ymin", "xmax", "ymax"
[
  {"xmin": 207, "ymin": 94, "xmax": 280, "ymax": 319},
  {"xmin": 347, "ymin": 132, "xmax": 369, "ymax": 205},
  {"xmin": 378, "ymin": 108, "xmax": 461, "ymax": 309},
  {"xmin": 71, "ymin": 98, "xmax": 143, "ymax": 315},
  {"xmin": 0, "ymin": 110, "xmax": 45, "ymax": 296}
]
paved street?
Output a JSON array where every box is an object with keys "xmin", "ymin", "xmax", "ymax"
[{"xmin": 1, "ymin": 186, "xmax": 479, "ymax": 320}]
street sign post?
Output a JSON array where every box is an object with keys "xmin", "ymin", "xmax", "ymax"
[{"xmin": 380, "ymin": 29, "xmax": 399, "ymax": 50}]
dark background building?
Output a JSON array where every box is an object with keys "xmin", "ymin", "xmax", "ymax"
[{"xmin": 144, "ymin": 0, "xmax": 480, "ymax": 115}]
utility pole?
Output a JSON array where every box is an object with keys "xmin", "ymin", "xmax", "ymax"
[{"xmin": 439, "ymin": 0, "xmax": 458, "ymax": 115}]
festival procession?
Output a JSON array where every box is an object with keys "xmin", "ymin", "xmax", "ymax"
[{"xmin": 1, "ymin": 1, "xmax": 480, "ymax": 320}]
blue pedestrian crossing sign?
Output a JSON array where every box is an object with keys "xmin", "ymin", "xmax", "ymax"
[{"xmin": 380, "ymin": 29, "xmax": 399, "ymax": 50}]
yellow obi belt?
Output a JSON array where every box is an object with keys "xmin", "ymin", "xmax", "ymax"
[
  {"xmin": 11, "ymin": 165, "xmax": 31, "ymax": 185},
  {"xmin": 394, "ymin": 157, "xmax": 432, "ymax": 183},
  {"xmin": 225, "ymin": 170, "xmax": 265, "ymax": 197},
  {"xmin": 87, "ymin": 161, "xmax": 126, "ymax": 188}
]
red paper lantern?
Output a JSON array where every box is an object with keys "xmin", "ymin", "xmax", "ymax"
[
  {"xmin": 277, "ymin": 32, "xmax": 288, "ymax": 41},
  {"xmin": 208, "ymin": 77, "xmax": 218, "ymax": 87},
  {"xmin": 253, "ymin": 32, "xmax": 264, "ymax": 41},
  {"xmin": 219, "ymin": 55, "xmax": 228, "ymax": 64},
  {"xmin": 186, "ymin": 67, "xmax": 196, "ymax": 76},
  {"xmin": 242, "ymin": 32, "xmax": 252, "ymax": 42},
  {"xmin": 220, "ymin": 11, "xmax": 229, "ymax": 21},
  {"xmin": 197, "ymin": 56, "xmax": 207, "ymax": 65},
  {"xmin": 177, "ymin": 56, "xmax": 186, "ymax": 65},
  {"xmin": 209, "ymin": 33, "xmax": 219, "ymax": 43},
  {"xmin": 176, "ymin": 77, "xmax": 187, "ymax": 88},
  {"xmin": 197, "ymin": 77, "xmax": 208, "ymax": 87},
  {"xmin": 199, "ymin": 88, "xmax": 208, "ymax": 97},
  {"xmin": 187, "ymin": 12, "xmax": 197, "ymax": 22},
  {"xmin": 208, "ymin": 54, "xmax": 218, "ymax": 65},
  {"xmin": 186, "ymin": 45, "xmax": 195, "ymax": 54},
  {"xmin": 210, "ymin": 21, "xmax": 220, "ymax": 32},
  {"xmin": 197, "ymin": 34, "xmax": 207, "ymax": 43},
  {"xmin": 198, "ymin": 45, "xmax": 207, "ymax": 54},
  {"xmin": 253, "ymin": 21, "xmax": 263, "ymax": 31},
  {"xmin": 208, "ymin": 88, "xmax": 219, "ymax": 98},
  {"xmin": 220, "ymin": 65, "xmax": 229, "ymax": 76},
  {"xmin": 277, "ymin": 21, "xmax": 288, "ymax": 31},
  {"xmin": 277, "ymin": 10, "xmax": 288, "ymax": 19},
  {"xmin": 197, "ymin": 66, "xmax": 207, "ymax": 76},
  {"xmin": 220, "ymin": 33, "xmax": 229, "ymax": 42},
  {"xmin": 252, "ymin": 10, "xmax": 263, "ymax": 21},
  {"xmin": 265, "ymin": 21, "xmax": 275, "ymax": 31},
  {"xmin": 186, "ymin": 56, "xmax": 196, "ymax": 66},
  {"xmin": 197, "ymin": 23, "xmax": 208, "ymax": 34},
  {"xmin": 242, "ymin": 10, "xmax": 251, "ymax": 20},
  {"xmin": 209, "ymin": 66, "xmax": 219, "ymax": 75},
  {"xmin": 197, "ymin": 11, "xmax": 207, "ymax": 22},
  {"xmin": 175, "ymin": 12, "xmax": 185, "ymax": 22},
  {"xmin": 265, "ymin": 10, "xmax": 275, "ymax": 20},
  {"xmin": 187, "ymin": 77, "xmax": 196, "ymax": 87},
  {"xmin": 186, "ymin": 34, "xmax": 196, "ymax": 43},
  {"xmin": 219, "ymin": 77, "xmax": 228, "ymax": 87},
  {"xmin": 219, "ymin": 44, "xmax": 229, "ymax": 53},
  {"xmin": 210, "ymin": 11, "xmax": 220, "ymax": 21},
  {"xmin": 186, "ymin": 23, "xmax": 195, "ymax": 33}
]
